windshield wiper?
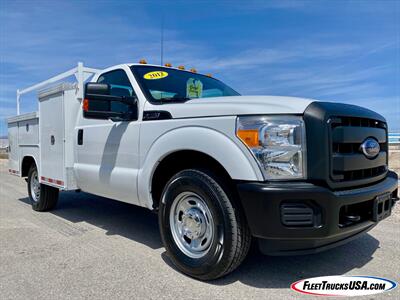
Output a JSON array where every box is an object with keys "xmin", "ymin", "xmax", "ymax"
[{"xmin": 159, "ymin": 97, "xmax": 192, "ymax": 103}]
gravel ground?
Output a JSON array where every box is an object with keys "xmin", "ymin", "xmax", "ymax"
[{"xmin": 0, "ymin": 159, "xmax": 399, "ymax": 299}]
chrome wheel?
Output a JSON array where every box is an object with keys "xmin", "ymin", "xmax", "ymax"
[
  {"xmin": 169, "ymin": 191, "xmax": 214, "ymax": 258},
  {"xmin": 30, "ymin": 169, "xmax": 40, "ymax": 202}
]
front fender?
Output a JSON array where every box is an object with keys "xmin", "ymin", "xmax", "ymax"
[{"xmin": 137, "ymin": 126, "xmax": 263, "ymax": 209}]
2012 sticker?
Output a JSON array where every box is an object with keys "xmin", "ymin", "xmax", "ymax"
[{"xmin": 143, "ymin": 71, "xmax": 168, "ymax": 80}]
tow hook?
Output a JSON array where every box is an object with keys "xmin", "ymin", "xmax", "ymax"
[{"xmin": 339, "ymin": 214, "xmax": 361, "ymax": 228}]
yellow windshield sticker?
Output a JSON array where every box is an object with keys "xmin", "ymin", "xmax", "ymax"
[
  {"xmin": 143, "ymin": 71, "xmax": 168, "ymax": 80},
  {"xmin": 186, "ymin": 78, "xmax": 203, "ymax": 98}
]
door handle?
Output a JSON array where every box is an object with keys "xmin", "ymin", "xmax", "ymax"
[{"xmin": 77, "ymin": 129, "xmax": 83, "ymax": 145}]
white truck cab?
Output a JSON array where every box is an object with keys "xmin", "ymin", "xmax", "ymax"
[{"xmin": 8, "ymin": 62, "xmax": 398, "ymax": 280}]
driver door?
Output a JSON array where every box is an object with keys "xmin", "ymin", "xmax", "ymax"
[{"xmin": 74, "ymin": 68, "xmax": 141, "ymax": 205}]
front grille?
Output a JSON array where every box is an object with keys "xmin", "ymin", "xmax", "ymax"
[
  {"xmin": 332, "ymin": 142, "xmax": 386, "ymax": 154},
  {"xmin": 331, "ymin": 116, "xmax": 386, "ymax": 129},
  {"xmin": 335, "ymin": 166, "xmax": 387, "ymax": 181},
  {"xmin": 330, "ymin": 116, "xmax": 388, "ymax": 185},
  {"xmin": 304, "ymin": 102, "xmax": 389, "ymax": 190}
]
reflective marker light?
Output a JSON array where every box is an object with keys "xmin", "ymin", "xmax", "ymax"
[
  {"xmin": 236, "ymin": 115, "xmax": 306, "ymax": 180},
  {"xmin": 82, "ymin": 99, "xmax": 89, "ymax": 112}
]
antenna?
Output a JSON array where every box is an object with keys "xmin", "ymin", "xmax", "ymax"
[{"xmin": 160, "ymin": 14, "xmax": 164, "ymax": 65}]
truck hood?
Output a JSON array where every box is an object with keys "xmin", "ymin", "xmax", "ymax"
[{"xmin": 144, "ymin": 96, "xmax": 315, "ymax": 118}]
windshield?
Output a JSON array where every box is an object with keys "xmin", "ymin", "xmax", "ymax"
[{"xmin": 131, "ymin": 65, "xmax": 240, "ymax": 103}]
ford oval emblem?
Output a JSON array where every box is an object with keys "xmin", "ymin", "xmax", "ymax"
[{"xmin": 360, "ymin": 138, "xmax": 380, "ymax": 159}]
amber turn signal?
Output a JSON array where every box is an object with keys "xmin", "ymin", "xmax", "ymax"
[
  {"xmin": 82, "ymin": 99, "xmax": 89, "ymax": 112},
  {"xmin": 237, "ymin": 129, "xmax": 259, "ymax": 147}
]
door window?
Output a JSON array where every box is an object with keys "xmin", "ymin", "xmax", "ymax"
[{"xmin": 86, "ymin": 69, "xmax": 136, "ymax": 115}]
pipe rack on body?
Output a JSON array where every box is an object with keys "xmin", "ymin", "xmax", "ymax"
[{"xmin": 16, "ymin": 62, "xmax": 101, "ymax": 115}]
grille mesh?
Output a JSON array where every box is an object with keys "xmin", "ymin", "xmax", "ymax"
[{"xmin": 330, "ymin": 116, "xmax": 388, "ymax": 184}]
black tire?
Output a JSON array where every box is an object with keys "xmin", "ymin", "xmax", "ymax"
[
  {"xmin": 159, "ymin": 169, "xmax": 251, "ymax": 280},
  {"xmin": 27, "ymin": 165, "xmax": 59, "ymax": 211}
]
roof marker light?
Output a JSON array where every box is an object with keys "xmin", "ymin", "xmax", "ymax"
[
  {"xmin": 164, "ymin": 63, "xmax": 172, "ymax": 67},
  {"xmin": 178, "ymin": 65, "xmax": 185, "ymax": 70},
  {"xmin": 139, "ymin": 59, "xmax": 147, "ymax": 64},
  {"xmin": 206, "ymin": 73, "xmax": 212, "ymax": 77},
  {"xmin": 190, "ymin": 68, "xmax": 197, "ymax": 73}
]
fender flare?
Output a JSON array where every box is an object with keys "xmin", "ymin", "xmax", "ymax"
[{"xmin": 137, "ymin": 126, "xmax": 263, "ymax": 209}]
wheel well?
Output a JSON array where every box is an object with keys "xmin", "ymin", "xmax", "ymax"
[
  {"xmin": 151, "ymin": 150, "xmax": 234, "ymax": 210},
  {"xmin": 21, "ymin": 156, "xmax": 36, "ymax": 177}
]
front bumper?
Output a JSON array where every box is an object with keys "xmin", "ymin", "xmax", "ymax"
[{"xmin": 236, "ymin": 171, "xmax": 398, "ymax": 255}]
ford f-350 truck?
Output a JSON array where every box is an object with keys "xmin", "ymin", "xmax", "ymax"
[{"xmin": 7, "ymin": 62, "xmax": 398, "ymax": 280}]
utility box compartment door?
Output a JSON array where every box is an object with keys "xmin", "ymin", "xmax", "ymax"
[
  {"xmin": 7, "ymin": 122, "xmax": 19, "ymax": 174},
  {"xmin": 18, "ymin": 118, "xmax": 39, "ymax": 145},
  {"xmin": 39, "ymin": 92, "xmax": 65, "ymax": 186}
]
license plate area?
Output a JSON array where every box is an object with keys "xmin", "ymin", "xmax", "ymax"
[{"xmin": 373, "ymin": 192, "xmax": 392, "ymax": 222}]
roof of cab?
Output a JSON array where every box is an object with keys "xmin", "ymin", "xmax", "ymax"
[{"xmin": 128, "ymin": 63, "xmax": 204, "ymax": 75}]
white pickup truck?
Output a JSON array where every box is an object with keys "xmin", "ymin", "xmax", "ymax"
[{"xmin": 7, "ymin": 62, "xmax": 398, "ymax": 280}]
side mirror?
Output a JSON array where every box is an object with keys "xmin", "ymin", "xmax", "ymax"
[
  {"xmin": 83, "ymin": 83, "xmax": 138, "ymax": 121},
  {"xmin": 85, "ymin": 82, "xmax": 110, "ymax": 95}
]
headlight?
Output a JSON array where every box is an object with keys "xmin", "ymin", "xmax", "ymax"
[{"xmin": 236, "ymin": 115, "xmax": 306, "ymax": 180}]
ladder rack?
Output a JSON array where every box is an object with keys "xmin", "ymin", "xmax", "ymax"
[{"xmin": 16, "ymin": 62, "xmax": 101, "ymax": 115}]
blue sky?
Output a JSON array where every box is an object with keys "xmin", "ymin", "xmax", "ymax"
[{"xmin": 1, "ymin": 0, "xmax": 399, "ymax": 136}]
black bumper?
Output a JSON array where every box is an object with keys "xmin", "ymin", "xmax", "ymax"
[{"xmin": 236, "ymin": 171, "xmax": 398, "ymax": 255}]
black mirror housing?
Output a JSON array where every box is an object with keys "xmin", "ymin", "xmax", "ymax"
[
  {"xmin": 83, "ymin": 82, "xmax": 138, "ymax": 121},
  {"xmin": 85, "ymin": 83, "xmax": 110, "ymax": 96}
]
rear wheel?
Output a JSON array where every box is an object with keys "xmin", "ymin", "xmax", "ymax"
[
  {"xmin": 159, "ymin": 169, "xmax": 251, "ymax": 280},
  {"xmin": 27, "ymin": 165, "xmax": 59, "ymax": 211}
]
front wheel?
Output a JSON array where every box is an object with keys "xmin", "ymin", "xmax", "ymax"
[
  {"xmin": 27, "ymin": 165, "xmax": 59, "ymax": 211},
  {"xmin": 159, "ymin": 169, "xmax": 251, "ymax": 280}
]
